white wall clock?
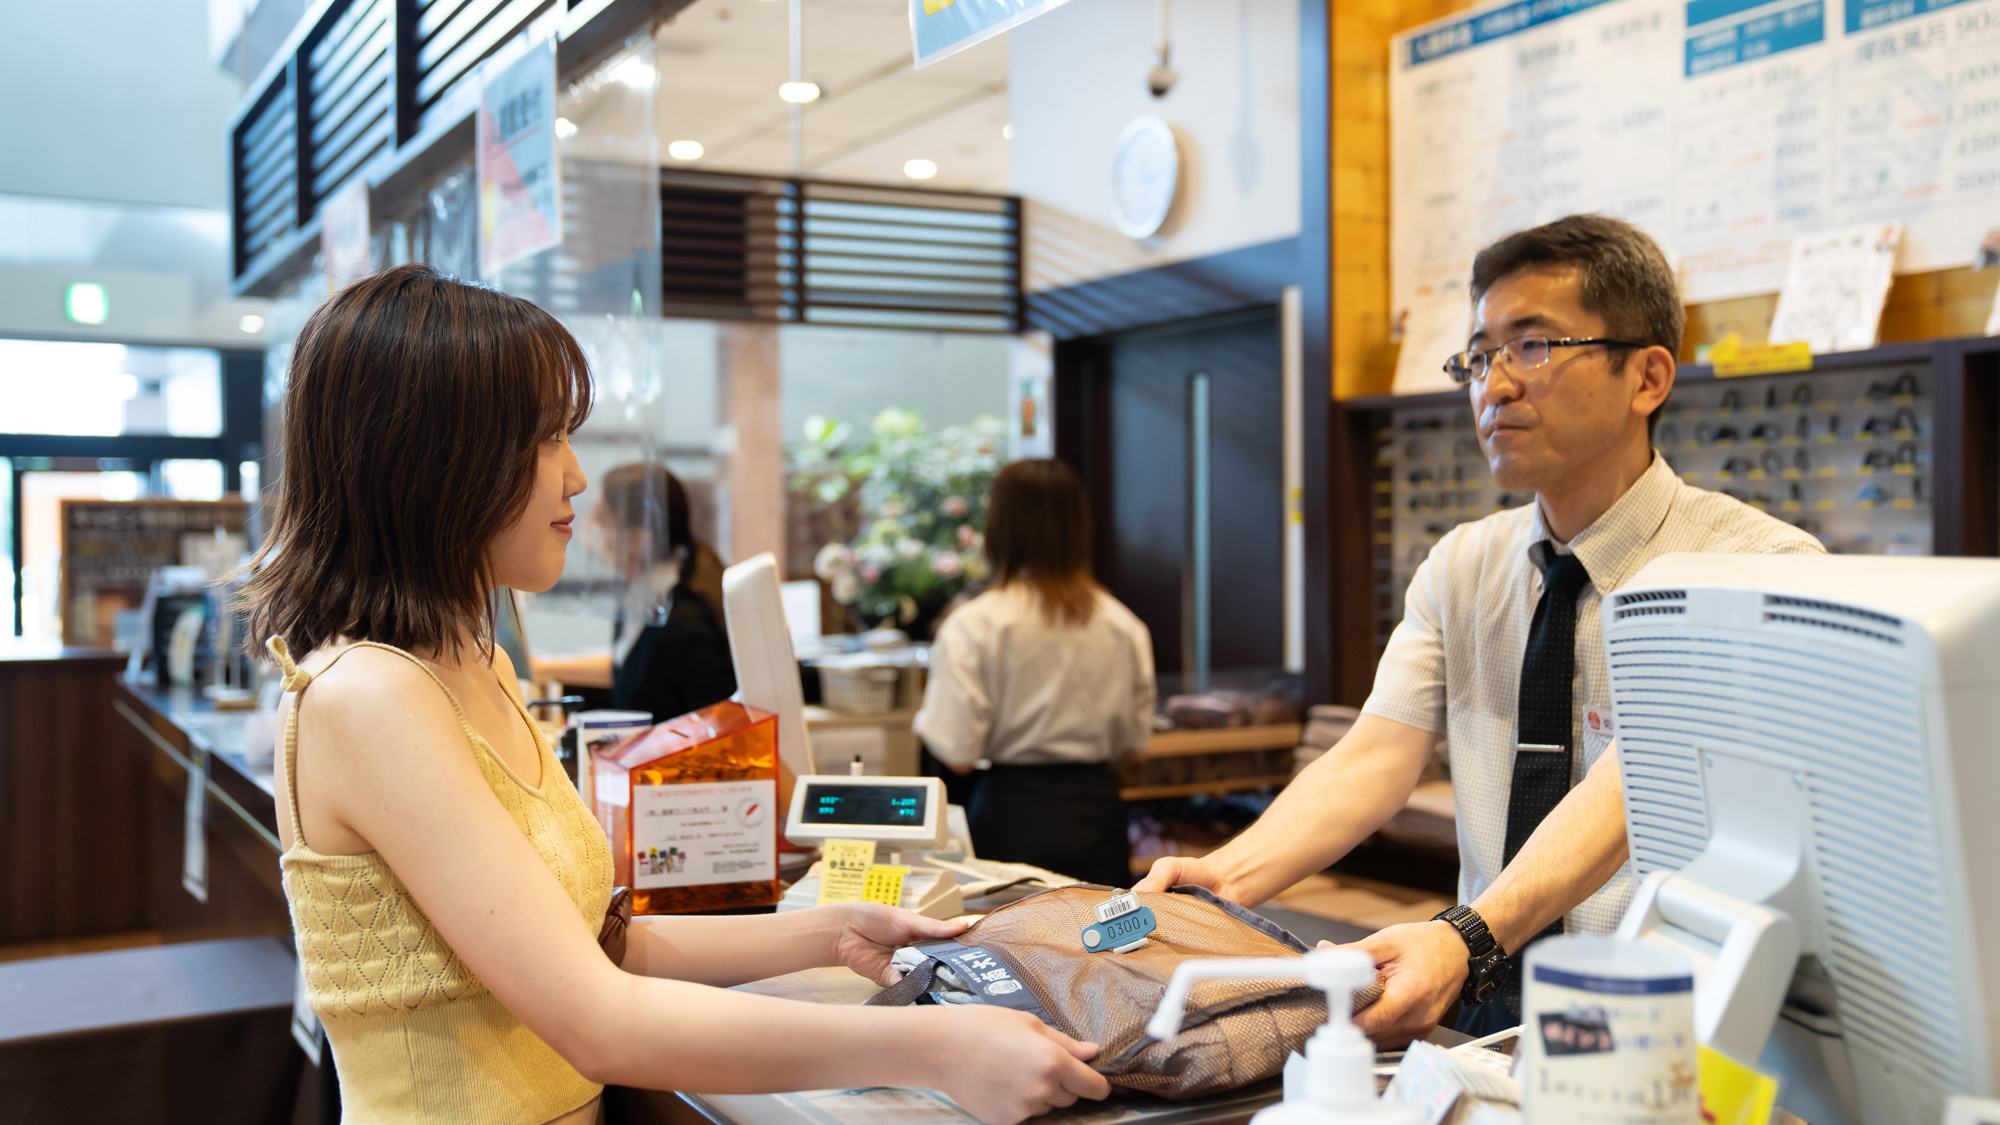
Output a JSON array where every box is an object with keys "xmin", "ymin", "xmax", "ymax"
[{"xmin": 1111, "ymin": 115, "xmax": 1180, "ymax": 240}]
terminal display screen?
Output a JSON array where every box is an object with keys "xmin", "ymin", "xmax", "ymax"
[{"xmin": 801, "ymin": 784, "xmax": 928, "ymax": 827}]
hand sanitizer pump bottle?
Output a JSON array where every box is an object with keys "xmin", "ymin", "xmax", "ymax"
[{"xmin": 1146, "ymin": 948, "xmax": 1421, "ymax": 1125}]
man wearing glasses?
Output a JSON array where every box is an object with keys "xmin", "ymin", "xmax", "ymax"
[{"xmin": 1137, "ymin": 215, "xmax": 1824, "ymax": 1039}]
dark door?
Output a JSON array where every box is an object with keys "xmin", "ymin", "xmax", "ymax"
[{"xmin": 1060, "ymin": 307, "xmax": 1284, "ymax": 691}]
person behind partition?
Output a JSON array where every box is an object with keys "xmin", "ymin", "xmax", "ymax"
[
  {"xmin": 541, "ymin": 462, "xmax": 738, "ymax": 724},
  {"xmin": 915, "ymin": 458, "xmax": 1156, "ymax": 888},
  {"xmin": 238, "ymin": 266, "xmax": 1109, "ymax": 1125},
  {"xmin": 1137, "ymin": 214, "xmax": 1826, "ymax": 1040}
]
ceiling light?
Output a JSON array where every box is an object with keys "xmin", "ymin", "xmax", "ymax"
[
  {"xmin": 903, "ymin": 159, "xmax": 938, "ymax": 180},
  {"xmin": 1003, "ymin": 124, "xmax": 1014, "ymax": 141},
  {"xmin": 668, "ymin": 140, "xmax": 704, "ymax": 161},
  {"xmin": 554, "ymin": 117, "xmax": 578, "ymax": 139},
  {"xmin": 612, "ymin": 57, "xmax": 656, "ymax": 89},
  {"xmin": 778, "ymin": 81, "xmax": 821, "ymax": 104},
  {"xmin": 239, "ymin": 314, "xmax": 265, "ymax": 333},
  {"xmin": 65, "ymin": 283, "xmax": 108, "ymax": 325}
]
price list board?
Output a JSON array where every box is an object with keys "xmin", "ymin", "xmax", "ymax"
[
  {"xmin": 59, "ymin": 500, "xmax": 249, "ymax": 646},
  {"xmin": 1392, "ymin": 0, "xmax": 2000, "ymax": 310}
]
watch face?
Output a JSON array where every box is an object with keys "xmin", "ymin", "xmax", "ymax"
[{"xmin": 1111, "ymin": 116, "xmax": 1179, "ymax": 240}]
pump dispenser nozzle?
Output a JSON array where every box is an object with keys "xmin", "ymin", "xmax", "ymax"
[{"xmin": 1147, "ymin": 949, "xmax": 1421, "ymax": 1125}]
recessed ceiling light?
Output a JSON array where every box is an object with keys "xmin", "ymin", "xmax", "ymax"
[
  {"xmin": 669, "ymin": 140, "xmax": 704, "ymax": 161},
  {"xmin": 1003, "ymin": 124, "xmax": 1014, "ymax": 141},
  {"xmin": 554, "ymin": 117, "xmax": 578, "ymax": 139},
  {"xmin": 239, "ymin": 314, "xmax": 265, "ymax": 333},
  {"xmin": 65, "ymin": 282, "xmax": 108, "ymax": 325},
  {"xmin": 903, "ymin": 159, "xmax": 938, "ymax": 180},
  {"xmin": 778, "ymin": 82, "xmax": 821, "ymax": 104}
]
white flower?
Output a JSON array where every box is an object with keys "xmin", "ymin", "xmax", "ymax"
[
  {"xmin": 930, "ymin": 551, "xmax": 963, "ymax": 579},
  {"xmin": 896, "ymin": 537, "xmax": 924, "ymax": 560},
  {"xmin": 832, "ymin": 574, "xmax": 858, "ymax": 604},
  {"xmin": 813, "ymin": 542, "xmax": 854, "ymax": 579}
]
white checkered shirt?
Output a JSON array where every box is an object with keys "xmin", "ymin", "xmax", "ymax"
[{"xmin": 1361, "ymin": 453, "xmax": 1826, "ymax": 935}]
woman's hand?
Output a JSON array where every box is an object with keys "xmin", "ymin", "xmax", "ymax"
[
  {"xmin": 915, "ymin": 1006, "xmax": 1109, "ymax": 1124},
  {"xmin": 831, "ymin": 903, "xmax": 967, "ymax": 987}
]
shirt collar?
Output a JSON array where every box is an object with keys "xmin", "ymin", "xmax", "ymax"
[{"xmin": 1527, "ymin": 453, "xmax": 1677, "ymax": 590}]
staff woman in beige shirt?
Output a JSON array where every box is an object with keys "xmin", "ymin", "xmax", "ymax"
[{"xmin": 916, "ymin": 459, "xmax": 1156, "ymax": 887}]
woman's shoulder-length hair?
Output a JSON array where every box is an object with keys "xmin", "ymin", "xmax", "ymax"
[
  {"xmin": 985, "ymin": 457, "xmax": 1098, "ymax": 627},
  {"xmin": 238, "ymin": 264, "xmax": 592, "ymax": 661}
]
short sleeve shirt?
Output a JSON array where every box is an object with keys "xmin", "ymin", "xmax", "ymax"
[{"xmin": 1361, "ymin": 454, "xmax": 1826, "ymax": 934}]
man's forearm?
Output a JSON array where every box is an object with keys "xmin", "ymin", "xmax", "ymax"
[
  {"xmin": 1202, "ymin": 715, "xmax": 1434, "ymax": 906},
  {"xmin": 1469, "ymin": 747, "xmax": 1630, "ymax": 954}
]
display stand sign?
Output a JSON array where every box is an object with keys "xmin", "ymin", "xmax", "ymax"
[
  {"xmin": 478, "ymin": 38, "xmax": 561, "ymax": 278},
  {"xmin": 1391, "ymin": 281, "xmax": 1473, "ymax": 396},
  {"xmin": 1008, "ymin": 333, "xmax": 1054, "ymax": 460},
  {"xmin": 1768, "ymin": 221, "xmax": 1902, "ymax": 355},
  {"xmin": 912, "ymin": 0, "xmax": 1074, "ymax": 68},
  {"xmin": 320, "ymin": 179, "xmax": 371, "ymax": 291},
  {"xmin": 59, "ymin": 499, "xmax": 249, "ymax": 646}
]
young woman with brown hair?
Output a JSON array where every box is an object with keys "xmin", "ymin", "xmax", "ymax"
[
  {"xmin": 914, "ymin": 458, "xmax": 1156, "ymax": 888},
  {"xmin": 241, "ymin": 266, "xmax": 1107, "ymax": 1125}
]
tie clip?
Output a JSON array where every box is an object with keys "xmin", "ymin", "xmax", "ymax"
[{"xmin": 1516, "ymin": 742, "xmax": 1566, "ymax": 754}]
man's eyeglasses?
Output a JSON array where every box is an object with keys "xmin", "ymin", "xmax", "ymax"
[{"xmin": 1441, "ymin": 336, "xmax": 1647, "ymax": 385}]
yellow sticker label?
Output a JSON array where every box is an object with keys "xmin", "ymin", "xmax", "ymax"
[
  {"xmin": 1893, "ymin": 463, "xmax": 1916, "ymax": 475},
  {"xmin": 1698, "ymin": 1045, "xmax": 1777, "ymax": 1125},
  {"xmin": 923, "ymin": 0, "xmax": 955, "ymax": 13},
  {"xmin": 1893, "ymin": 498, "xmax": 1916, "ymax": 509},
  {"xmin": 1781, "ymin": 500, "xmax": 1802, "ymax": 511},
  {"xmin": 816, "ymin": 839, "xmax": 877, "ymax": 905},
  {"xmin": 1817, "ymin": 466, "xmax": 1839, "ymax": 477},
  {"xmin": 862, "ymin": 864, "xmax": 911, "ymax": 906},
  {"xmin": 1816, "ymin": 499, "xmax": 1838, "ymax": 510},
  {"xmin": 1781, "ymin": 468, "xmax": 1802, "ymax": 479},
  {"xmin": 1709, "ymin": 333, "xmax": 1814, "ymax": 378}
]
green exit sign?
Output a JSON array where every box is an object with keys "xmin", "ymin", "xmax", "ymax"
[{"xmin": 65, "ymin": 282, "xmax": 108, "ymax": 325}]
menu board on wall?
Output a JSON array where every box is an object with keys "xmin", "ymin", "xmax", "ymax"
[
  {"xmin": 59, "ymin": 500, "xmax": 249, "ymax": 647},
  {"xmin": 1391, "ymin": 0, "xmax": 2000, "ymax": 316}
]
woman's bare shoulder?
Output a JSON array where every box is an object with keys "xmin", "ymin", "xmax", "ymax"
[{"xmin": 295, "ymin": 643, "xmax": 461, "ymax": 736}]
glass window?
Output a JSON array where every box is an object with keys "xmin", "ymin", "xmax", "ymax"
[{"xmin": 0, "ymin": 339, "xmax": 222, "ymax": 437}]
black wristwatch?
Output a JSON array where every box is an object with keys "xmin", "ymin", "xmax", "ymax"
[{"xmin": 1433, "ymin": 905, "xmax": 1508, "ymax": 1007}]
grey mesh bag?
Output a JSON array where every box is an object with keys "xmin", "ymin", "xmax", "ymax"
[{"xmin": 865, "ymin": 885, "xmax": 1382, "ymax": 1100}]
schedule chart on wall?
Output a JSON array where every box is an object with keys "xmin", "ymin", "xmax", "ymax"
[{"xmin": 1390, "ymin": 0, "xmax": 2000, "ymax": 309}]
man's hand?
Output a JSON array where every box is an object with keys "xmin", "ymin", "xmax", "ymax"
[
  {"xmin": 1340, "ymin": 921, "xmax": 1469, "ymax": 1046},
  {"xmin": 831, "ymin": 903, "xmax": 967, "ymax": 987},
  {"xmin": 1132, "ymin": 855, "xmax": 1230, "ymax": 897}
]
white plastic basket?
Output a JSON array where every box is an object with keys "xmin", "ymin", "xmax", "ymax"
[{"xmin": 818, "ymin": 663, "xmax": 900, "ymax": 714}]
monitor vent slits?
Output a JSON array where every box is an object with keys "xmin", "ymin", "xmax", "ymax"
[{"xmin": 1606, "ymin": 617, "xmax": 1965, "ymax": 1091}]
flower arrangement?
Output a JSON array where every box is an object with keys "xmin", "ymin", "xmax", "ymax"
[{"xmin": 793, "ymin": 407, "xmax": 1005, "ymax": 629}]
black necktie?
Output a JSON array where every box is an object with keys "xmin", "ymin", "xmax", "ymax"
[
  {"xmin": 1492, "ymin": 548, "xmax": 1591, "ymax": 1016},
  {"xmin": 1504, "ymin": 548, "xmax": 1592, "ymax": 865}
]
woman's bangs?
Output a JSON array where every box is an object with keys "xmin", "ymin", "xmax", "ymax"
[{"xmin": 527, "ymin": 323, "xmax": 595, "ymax": 441}]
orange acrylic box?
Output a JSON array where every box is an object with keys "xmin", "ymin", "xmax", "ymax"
[{"xmin": 590, "ymin": 701, "xmax": 781, "ymax": 914}]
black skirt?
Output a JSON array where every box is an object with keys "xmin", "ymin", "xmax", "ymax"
[{"xmin": 966, "ymin": 761, "xmax": 1131, "ymax": 889}]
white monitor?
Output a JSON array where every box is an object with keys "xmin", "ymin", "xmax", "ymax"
[
  {"xmin": 722, "ymin": 553, "xmax": 815, "ymax": 776},
  {"xmin": 1602, "ymin": 553, "xmax": 2000, "ymax": 1125},
  {"xmin": 782, "ymin": 774, "xmax": 950, "ymax": 851}
]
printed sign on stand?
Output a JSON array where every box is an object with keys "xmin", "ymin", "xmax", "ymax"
[
  {"xmin": 1391, "ymin": 282, "xmax": 1472, "ymax": 396},
  {"xmin": 478, "ymin": 39, "xmax": 561, "ymax": 278}
]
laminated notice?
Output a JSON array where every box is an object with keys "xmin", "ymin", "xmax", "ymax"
[
  {"xmin": 632, "ymin": 779, "xmax": 776, "ymax": 889},
  {"xmin": 817, "ymin": 839, "xmax": 877, "ymax": 905}
]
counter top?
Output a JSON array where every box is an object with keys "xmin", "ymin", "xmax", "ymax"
[{"xmin": 0, "ymin": 640, "xmax": 122, "ymax": 664}]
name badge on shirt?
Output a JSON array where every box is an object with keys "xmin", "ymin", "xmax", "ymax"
[{"xmin": 1582, "ymin": 706, "xmax": 1617, "ymax": 763}]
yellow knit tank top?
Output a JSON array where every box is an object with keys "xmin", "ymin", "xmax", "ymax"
[{"xmin": 268, "ymin": 637, "xmax": 612, "ymax": 1124}]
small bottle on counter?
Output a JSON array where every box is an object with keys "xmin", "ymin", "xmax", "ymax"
[{"xmin": 590, "ymin": 702, "xmax": 781, "ymax": 914}]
